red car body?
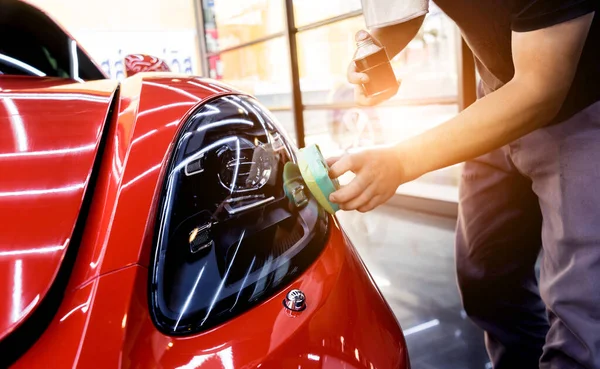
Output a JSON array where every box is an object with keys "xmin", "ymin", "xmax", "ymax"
[{"xmin": 0, "ymin": 1, "xmax": 409, "ymax": 368}]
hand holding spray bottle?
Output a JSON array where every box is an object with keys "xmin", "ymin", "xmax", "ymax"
[{"xmin": 354, "ymin": 0, "xmax": 429, "ymax": 97}]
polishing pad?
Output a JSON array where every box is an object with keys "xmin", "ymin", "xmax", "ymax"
[{"xmin": 296, "ymin": 145, "xmax": 340, "ymax": 214}]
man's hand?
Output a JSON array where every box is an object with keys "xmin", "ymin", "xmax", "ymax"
[
  {"xmin": 331, "ymin": 12, "xmax": 593, "ymax": 213},
  {"xmin": 327, "ymin": 145, "xmax": 413, "ymax": 212}
]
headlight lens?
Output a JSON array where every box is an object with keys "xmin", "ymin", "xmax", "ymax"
[{"xmin": 150, "ymin": 95, "xmax": 329, "ymax": 335}]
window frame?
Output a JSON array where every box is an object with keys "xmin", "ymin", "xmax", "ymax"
[{"xmin": 193, "ymin": 0, "xmax": 476, "ymax": 207}]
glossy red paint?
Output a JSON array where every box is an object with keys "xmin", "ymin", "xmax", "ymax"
[
  {"xmin": 0, "ymin": 76, "xmax": 117, "ymax": 340},
  {"xmin": 15, "ymin": 226, "xmax": 407, "ymax": 369},
  {"xmin": 124, "ymin": 54, "xmax": 172, "ymax": 77},
  {"xmin": 66, "ymin": 74, "xmax": 235, "ymax": 291},
  {"xmin": 3, "ymin": 74, "xmax": 408, "ymax": 367}
]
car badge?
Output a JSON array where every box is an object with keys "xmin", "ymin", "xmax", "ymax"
[{"xmin": 283, "ymin": 289, "xmax": 306, "ymax": 312}]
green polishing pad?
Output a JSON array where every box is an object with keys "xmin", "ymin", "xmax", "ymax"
[{"xmin": 297, "ymin": 144, "xmax": 340, "ymax": 214}]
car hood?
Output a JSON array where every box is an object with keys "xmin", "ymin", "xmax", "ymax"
[{"xmin": 0, "ymin": 76, "xmax": 118, "ymax": 340}]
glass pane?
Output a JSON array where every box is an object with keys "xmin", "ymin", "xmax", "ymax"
[
  {"xmin": 202, "ymin": 0, "xmax": 285, "ymax": 53},
  {"xmin": 0, "ymin": 3, "xmax": 103, "ymax": 80},
  {"xmin": 292, "ymin": 0, "xmax": 362, "ymax": 27},
  {"xmin": 26, "ymin": 0, "xmax": 203, "ymax": 79},
  {"xmin": 304, "ymin": 104, "xmax": 461, "ymax": 197},
  {"xmin": 297, "ymin": 6, "xmax": 458, "ymax": 104},
  {"xmin": 208, "ymin": 37, "xmax": 292, "ymax": 108}
]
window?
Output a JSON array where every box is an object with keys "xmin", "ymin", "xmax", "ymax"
[
  {"xmin": 296, "ymin": 10, "xmax": 458, "ymax": 103},
  {"xmin": 208, "ymin": 37, "xmax": 292, "ymax": 108},
  {"xmin": 297, "ymin": 16, "xmax": 367, "ymax": 105},
  {"xmin": 295, "ymin": 5, "xmax": 461, "ymax": 199},
  {"xmin": 200, "ymin": 0, "xmax": 294, "ymax": 142},
  {"xmin": 28, "ymin": 0, "xmax": 203, "ymax": 80},
  {"xmin": 195, "ymin": 2, "xmax": 468, "ymax": 203},
  {"xmin": 303, "ymin": 105, "xmax": 461, "ymax": 200},
  {"xmin": 0, "ymin": 1, "xmax": 104, "ymax": 80},
  {"xmin": 202, "ymin": 0, "xmax": 285, "ymax": 53},
  {"xmin": 292, "ymin": 0, "xmax": 362, "ymax": 27}
]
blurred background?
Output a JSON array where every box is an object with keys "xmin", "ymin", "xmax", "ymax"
[
  {"xmin": 29, "ymin": 0, "xmax": 465, "ymax": 202},
  {"xmin": 28, "ymin": 0, "xmax": 489, "ymax": 367}
]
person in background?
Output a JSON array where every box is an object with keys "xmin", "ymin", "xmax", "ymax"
[
  {"xmin": 327, "ymin": 0, "xmax": 599, "ymax": 368},
  {"xmin": 328, "ymin": 81, "xmax": 383, "ymax": 150}
]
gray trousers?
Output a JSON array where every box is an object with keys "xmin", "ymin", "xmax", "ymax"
[{"xmin": 456, "ymin": 100, "xmax": 600, "ymax": 368}]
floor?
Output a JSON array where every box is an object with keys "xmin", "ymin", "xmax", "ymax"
[{"xmin": 337, "ymin": 206, "xmax": 491, "ymax": 369}]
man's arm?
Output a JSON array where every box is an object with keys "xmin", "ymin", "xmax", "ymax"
[
  {"xmin": 399, "ymin": 12, "xmax": 594, "ymax": 180},
  {"xmin": 329, "ymin": 12, "xmax": 594, "ymax": 211},
  {"xmin": 371, "ymin": 15, "xmax": 425, "ymax": 58}
]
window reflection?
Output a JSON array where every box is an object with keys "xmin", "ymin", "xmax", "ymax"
[
  {"xmin": 0, "ymin": 183, "xmax": 85, "ymax": 198},
  {"xmin": 2, "ymin": 98, "xmax": 28, "ymax": 152},
  {"xmin": 176, "ymin": 347, "xmax": 233, "ymax": 369},
  {"xmin": 0, "ymin": 144, "xmax": 95, "ymax": 159},
  {"xmin": 11, "ymin": 260, "xmax": 23, "ymax": 323},
  {"xmin": 0, "ymin": 241, "xmax": 68, "ymax": 257},
  {"xmin": 0, "ymin": 53, "xmax": 45, "ymax": 77}
]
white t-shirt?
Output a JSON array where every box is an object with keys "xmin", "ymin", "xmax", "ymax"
[{"xmin": 360, "ymin": 0, "xmax": 429, "ymax": 29}]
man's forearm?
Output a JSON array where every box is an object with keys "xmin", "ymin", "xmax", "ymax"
[
  {"xmin": 397, "ymin": 13, "xmax": 593, "ymax": 181},
  {"xmin": 398, "ymin": 78, "xmax": 563, "ymax": 180},
  {"xmin": 370, "ymin": 15, "xmax": 425, "ymax": 58}
]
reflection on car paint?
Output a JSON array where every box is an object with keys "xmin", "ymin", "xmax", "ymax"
[
  {"xmin": 0, "ymin": 53, "xmax": 46, "ymax": 77},
  {"xmin": 0, "ymin": 4, "xmax": 409, "ymax": 360},
  {"xmin": 0, "ymin": 79, "xmax": 117, "ymax": 347}
]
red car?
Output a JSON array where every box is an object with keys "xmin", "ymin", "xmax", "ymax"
[{"xmin": 0, "ymin": 1, "xmax": 409, "ymax": 368}]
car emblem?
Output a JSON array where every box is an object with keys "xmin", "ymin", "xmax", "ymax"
[{"xmin": 283, "ymin": 289, "xmax": 306, "ymax": 312}]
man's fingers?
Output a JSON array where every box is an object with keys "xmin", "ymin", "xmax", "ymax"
[
  {"xmin": 354, "ymin": 87, "xmax": 372, "ymax": 106},
  {"xmin": 357, "ymin": 195, "xmax": 383, "ymax": 213},
  {"xmin": 329, "ymin": 176, "xmax": 368, "ymax": 204},
  {"xmin": 329, "ymin": 154, "xmax": 355, "ymax": 179},
  {"xmin": 347, "ymin": 59, "xmax": 369, "ymax": 84},
  {"xmin": 348, "ymin": 72, "xmax": 369, "ymax": 84},
  {"xmin": 354, "ymin": 79, "xmax": 401, "ymax": 106},
  {"xmin": 325, "ymin": 156, "xmax": 341, "ymax": 167},
  {"xmin": 355, "ymin": 89, "xmax": 384, "ymax": 107},
  {"xmin": 338, "ymin": 185, "xmax": 376, "ymax": 211}
]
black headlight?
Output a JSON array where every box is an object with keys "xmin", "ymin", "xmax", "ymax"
[{"xmin": 150, "ymin": 95, "xmax": 329, "ymax": 335}]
